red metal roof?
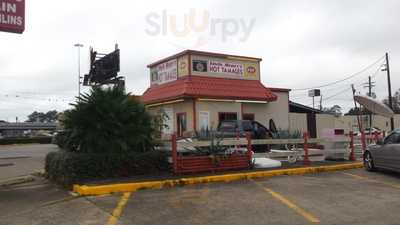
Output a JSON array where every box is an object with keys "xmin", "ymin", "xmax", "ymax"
[
  {"xmin": 267, "ymin": 87, "xmax": 291, "ymax": 92},
  {"xmin": 142, "ymin": 76, "xmax": 278, "ymax": 104}
]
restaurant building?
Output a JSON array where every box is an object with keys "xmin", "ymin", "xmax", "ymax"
[{"xmin": 142, "ymin": 50, "xmax": 290, "ymax": 138}]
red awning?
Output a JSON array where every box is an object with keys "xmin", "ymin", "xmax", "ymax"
[{"xmin": 142, "ymin": 76, "xmax": 278, "ymax": 104}]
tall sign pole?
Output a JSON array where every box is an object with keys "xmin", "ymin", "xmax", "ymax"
[
  {"xmin": 351, "ymin": 84, "xmax": 362, "ymax": 132},
  {"xmin": 363, "ymin": 76, "xmax": 376, "ymax": 129},
  {"xmin": 384, "ymin": 52, "xmax": 395, "ymax": 131},
  {"xmin": 368, "ymin": 76, "xmax": 372, "ymax": 129},
  {"xmin": 74, "ymin": 43, "xmax": 84, "ymax": 98},
  {"xmin": 308, "ymin": 89, "xmax": 321, "ymax": 110}
]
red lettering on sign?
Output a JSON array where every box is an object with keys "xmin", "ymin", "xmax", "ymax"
[{"xmin": 247, "ymin": 66, "xmax": 256, "ymax": 74}]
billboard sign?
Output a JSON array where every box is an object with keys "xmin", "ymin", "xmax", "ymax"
[
  {"xmin": 191, "ymin": 55, "xmax": 259, "ymax": 80},
  {"xmin": 0, "ymin": 0, "xmax": 25, "ymax": 34},
  {"xmin": 308, "ymin": 89, "xmax": 321, "ymax": 97},
  {"xmin": 88, "ymin": 48, "xmax": 120, "ymax": 84},
  {"xmin": 150, "ymin": 59, "xmax": 177, "ymax": 85},
  {"xmin": 209, "ymin": 60, "xmax": 243, "ymax": 77}
]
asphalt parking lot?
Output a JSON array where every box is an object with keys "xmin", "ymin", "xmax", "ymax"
[
  {"xmin": 2, "ymin": 168, "xmax": 400, "ymax": 225},
  {"xmin": 0, "ymin": 144, "xmax": 57, "ymax": 180}
]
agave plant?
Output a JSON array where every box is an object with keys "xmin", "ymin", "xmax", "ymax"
[
  {"xmin": 62, "ymin": 86, "xmax": 156, "ymax": 153},
  {"xmin": 188, "ymin": 128, "xmax": 229, "ymax": 165},
  {"xmin": 272, "ymin": 129, "xmax": 303, "ymax": 150}
]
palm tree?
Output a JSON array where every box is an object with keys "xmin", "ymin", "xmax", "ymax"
[{"xmin": 62, "ymin": 86, "xmax": 155, "ymax": 153}]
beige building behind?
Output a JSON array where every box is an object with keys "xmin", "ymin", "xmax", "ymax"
[{"xmin": 289, "ymin": 112, "xmax": 399, "ymax": 137}]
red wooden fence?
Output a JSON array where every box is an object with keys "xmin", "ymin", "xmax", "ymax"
[
  {"xmin": 171, "ymin": 134, "xmax": 252, "ymax": 174},
  {"xmin": 170, "ymin": 131, "xmax": 364, "ymax": 174}
]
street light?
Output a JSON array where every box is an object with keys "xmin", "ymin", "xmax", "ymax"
[{"xmin": 74, "ymin": 43, "xmax": 84, "ymax": 98}]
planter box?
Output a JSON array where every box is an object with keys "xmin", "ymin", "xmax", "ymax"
[{"xmin": 176, "ymin": 153, "xmax": 250, "ymax": 174}]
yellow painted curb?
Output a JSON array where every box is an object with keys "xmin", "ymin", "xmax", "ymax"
[{"xmin": 73, "ymin": 162, "xmax": 363, "ymax": 196}]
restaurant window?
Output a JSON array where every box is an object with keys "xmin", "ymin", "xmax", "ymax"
[
  {"xmin": 218, "ymin": 112, "xmax": 237, "ymax": 123},
  {"xmin": 176, "ymin": 113, "xmax": 187, "ymax": 137},
  {"xmin": 242, "ymin": 113, "xmax": 255, "ymax": 121},
  {"xmin": 151, "ymin": 71, "xmax": 158, "ymax": 82}
]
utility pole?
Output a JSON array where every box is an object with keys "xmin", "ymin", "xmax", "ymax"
[
  {"xmin": 352, "ymin": 84, "xmax": 362, "ymax": 132},
  {"xmin": 383, "ymin": 52, "xmax": 395, "ymax": 131},
  {"xmin": 363, "ymin": 76, "xmax": 375, "ymax": 129},
  {"xmin": 312, "ymin": 96, "xmax": 315, "ymax": 109},
  {"xmin": 319, "ymin": 95, "xmax": 323, "ymax": 111},
  {"xmin": 368, "ymin": 76, "xmax": 373, "ymax": 129}
]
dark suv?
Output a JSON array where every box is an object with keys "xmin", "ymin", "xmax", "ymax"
[{"xmin": 217, "ymin": 120, "xmax": 273, "ymax": 152}]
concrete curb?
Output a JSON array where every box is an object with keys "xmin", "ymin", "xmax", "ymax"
[
  {"xmin": 0, "ymin": 163, "xmax": 14, "ymax": 167},
  {"xmin": 0, "ymin": 156, "xmax": 31, "ymax": 160},
  {"xmin": 0, "ymin": 175, "xmax": 35, "ymax": 187},
  {"xmin": 73, "ymin": 162, "xmax": 363, "ymax": 196}
]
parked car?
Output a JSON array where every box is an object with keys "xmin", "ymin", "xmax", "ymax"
[
  {"xmin": 217, "ymin": 120, "xmax": 273, "ymax": 152},
  {"xmin": 364, "ymin": 128, "xmax": 400, "ymax": 172}
]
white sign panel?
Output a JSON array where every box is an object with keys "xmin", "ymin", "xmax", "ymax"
[
  {"xmin": 191, "ymin": 55, "xmax": 260, "ymax": 80},
  {"xmin": 151, "ymin": 59, "xmax": 177, "ymax": 85},
  {"xmin": 209, "ymin": 60, "xmax": 243, "ymax": 77}
]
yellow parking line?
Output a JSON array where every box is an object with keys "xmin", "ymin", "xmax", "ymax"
[
  {"xmin": 342, "ymin": 172, "xmax": 364, "ymax": 180},
  {"xmin": 106, "ymin": 192, "xmax": 131, "ymax": 225},
  {"xmin": 342, "ymin": 172, "xmax": 400, "ymax": 189},
  {"xmin": 263, "ymin": 187, "xmax": 320, "ymax": 223},
  {"xmin": 251, "ymin": 179, "xmax": 320, "ymax": 223}
]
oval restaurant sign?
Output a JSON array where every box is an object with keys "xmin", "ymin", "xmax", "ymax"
[
  {"xmin": 0, "ymin": 0, "xmax": 25, "ymax": 34},
  {"xmin": 246, "ymin": 66, "xmax": 256, "ymax": 74}
]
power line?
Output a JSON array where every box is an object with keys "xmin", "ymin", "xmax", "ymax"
[
  {"xmin": 291, "ymin": 65, "xmax": 384, "ymax": 103},
  {"xmin": 0, "ymin": 94, "xmax": 74, "ymax": 102},
  {"xmin": 291, "ymin": 55, "xmax": 386, "ymax": 91},
  {"xmin": 323, "ymin": 86, "xmax": 353, "ymax": 101}
]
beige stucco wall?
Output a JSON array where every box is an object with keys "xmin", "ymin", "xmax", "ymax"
[
  {"xmin": 147, "ymin": 91, "xmax": 291, "ymax": 137},
  {"xmin": 149, "ymin": 98, "xmax": 400, "ymax": 139},
  {"xmin": 287, "ymin": 113, "xmax": 400, "ymax": 137},
  {"xmin": 335, "ymin": 115, "xmax": 400, "ymax": 134},
  {"xmin": 242, "ymin": 103, "xmax": 268, "ymax": 127},
  {"xmin": 241, "ymin": 95, "xmax": 289, "ymax": 130},
  {"xmin": 172, "ymin": 100, "xmax": 193, "ymax": 133},
  {"xmin": 288, "ymin": 113, "xmax": 307, "ymax": 133},
  {"xmin": 264, "ymin": 92, "xmax": 289, "ymax": 130},
  {"xmin": 146, "ymin": 100, "xmax": 193, "ymax": 138},
  {"xmin": 196, "ymin": 100, "xmax": 242, "ymax": 130},
  {"xmin": 316, "ymin": 114, "xmax": 336, "ymax": 138}
]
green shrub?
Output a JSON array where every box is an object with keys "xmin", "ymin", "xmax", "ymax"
[
  {"xmin": 45, "ymin": 150, "xmax": 169, "ymax": 186},
  {"xmin": 0, "ymin": 137, "xmax": 52, "ymax": 145},
  {"xmin": 62, "ymin": 86, "xmax": 156, "ymax": 153}
]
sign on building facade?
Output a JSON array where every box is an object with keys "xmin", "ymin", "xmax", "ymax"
[
  {"xmin": 191, "ymin": 55, "xmax": 259, "ymax": 80},
  {"xmin": 149, "ymin": 52, "xmax": 260, "ymax": 85},
  {"xmin": 0, "ymin": 0, "xmax": 25, "ymax": 34},
  {"xmin": 150, "ymin": 59, "xmax": 177, "ymax": 85}
]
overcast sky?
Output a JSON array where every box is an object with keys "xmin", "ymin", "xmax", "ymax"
[{"xmin": 1, "ymin": 0, "xmax": 399, "ymax": 121}]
